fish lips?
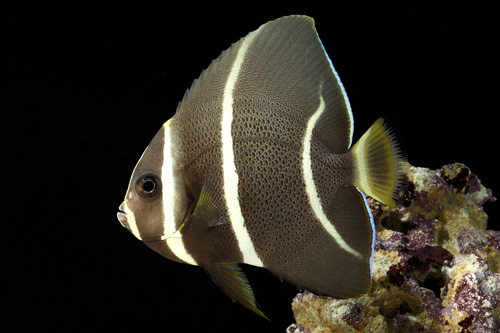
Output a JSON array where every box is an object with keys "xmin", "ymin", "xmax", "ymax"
[
  {"xmin": 117, "ymin": 210, "xmax": 129, "ymax": 229},
  {"xmin": 117, "ymin": 202, "xmax": 130, "ymax": 229}
]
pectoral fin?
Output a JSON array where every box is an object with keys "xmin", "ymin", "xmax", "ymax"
[
  {"xmin": 205, "ymin": 262, "xmax": 268, "ymax": 320},
  {"xmin": 192, "ymin": 177, "xmax": 228, "ymax": 228}
]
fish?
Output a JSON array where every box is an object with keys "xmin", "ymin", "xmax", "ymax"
[{"xmin": 117, "ymin": 15, "xmax": 406, "ymax": 319}]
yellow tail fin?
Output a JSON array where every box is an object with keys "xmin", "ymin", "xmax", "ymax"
[{"xmin": 351, "ymin": 118, "xmax": 407, "ymax": 207}]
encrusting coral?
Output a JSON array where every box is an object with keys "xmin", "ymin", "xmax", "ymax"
[{"xmin": 287, "ymin": 163, "xmax": 499, "ymax": 332}]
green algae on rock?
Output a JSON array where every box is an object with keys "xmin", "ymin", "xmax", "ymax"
[{"xmin": 287, "ymin": 163, "xmax": 498, "ymax": 332}]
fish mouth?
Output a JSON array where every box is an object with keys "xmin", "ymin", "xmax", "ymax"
[{"xmin": 117, "ymin": 210, "xmax": 130, "ymax": 229}]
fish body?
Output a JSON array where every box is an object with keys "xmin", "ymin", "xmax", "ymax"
[{"xmin": 117, "ymin": 15, "xmax": 406, "ymax": 318}]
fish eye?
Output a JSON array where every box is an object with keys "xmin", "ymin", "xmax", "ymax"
[{"xmin": 135, "ymin": 174, "xmax": 162, "ymax": 199}]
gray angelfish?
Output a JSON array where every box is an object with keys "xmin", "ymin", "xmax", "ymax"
[{"xmin": 117, "ymin": 15, "xmax": 407, "ymax": 319}]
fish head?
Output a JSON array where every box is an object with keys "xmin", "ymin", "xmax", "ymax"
[{"xmin": 117, "ymin": 122, "xmax": 191, "ymax": 243}]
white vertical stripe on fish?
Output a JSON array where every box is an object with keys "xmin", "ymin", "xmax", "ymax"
[
  {"xmin": 166, "ymin": 236, "xmax": 198, "ymax": 266},
  {"xmin": 221, "ymin": 28, "xmax": 264, "ymax": 267},
  {"xmin": 161, "ymin": 121, "xmax": 197, "ymax": 265},
  {"xmin": 302, "ymin": 89, "xmax": 361, "ymax": 259},
  {"xmin": 162, "ymin": 120, "xmax": 177, "ymax": 239}
]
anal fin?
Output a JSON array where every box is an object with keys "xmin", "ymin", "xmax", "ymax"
[{"xmin": 206, "ymin": 263, "xmax": 268, "ymax": 320}]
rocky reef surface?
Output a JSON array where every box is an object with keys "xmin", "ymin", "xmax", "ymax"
[{"xmin": 287, "ymin": 163, "xmax": 499, "ymax": 332}]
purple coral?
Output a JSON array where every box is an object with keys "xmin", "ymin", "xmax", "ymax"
[
  {"xmin": 453, "ymin": 273, "xmax": 481, "ymax": 314},
  {"xmin": 405, "ymin": 278, "xmax": 444, "ymax": 322},
  {"xmin": 457, "ymin": 227, "xmax": 489, "ymax": 267},
  {"xmin": 405, "ymin": 217, "xmax": 437, "ymax": 251},
  {"xmin": 376, "ymin": 231, "xmax": 406, "ymax": 252},
  {"xmin": 341, "ymin": 302, "xmax": 362, "ymax": 330},
  {"xmin": 485, "ymin": 230, "xmax": 500, "ymax": 251}
]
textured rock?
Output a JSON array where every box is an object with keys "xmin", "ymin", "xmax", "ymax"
[{"xmin": 288, "ymin": 163, "xmax": 498, "ymax": 332}]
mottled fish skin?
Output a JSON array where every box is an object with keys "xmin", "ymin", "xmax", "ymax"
[{"xmin": 117, "ymin": 15, "xmax": 406, "ymax": 318}]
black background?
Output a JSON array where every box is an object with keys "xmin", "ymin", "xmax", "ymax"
[{"xmin": 2, "ymin": 4, "xmax": 498, "ymax": 332}]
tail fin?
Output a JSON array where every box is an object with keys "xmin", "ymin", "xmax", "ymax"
[{"xmin": 351, "ymin": 118, "xmax": 407, "ymax": 207}]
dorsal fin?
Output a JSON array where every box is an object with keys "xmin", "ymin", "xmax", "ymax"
[{"xmin": 172, "ymin": 16, "xmax": 354, "ymax": 156}]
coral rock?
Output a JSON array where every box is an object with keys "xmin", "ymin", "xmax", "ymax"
[{"xmin": 288, "ymin": 163, "xmax": 499, "ymax": 332}]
